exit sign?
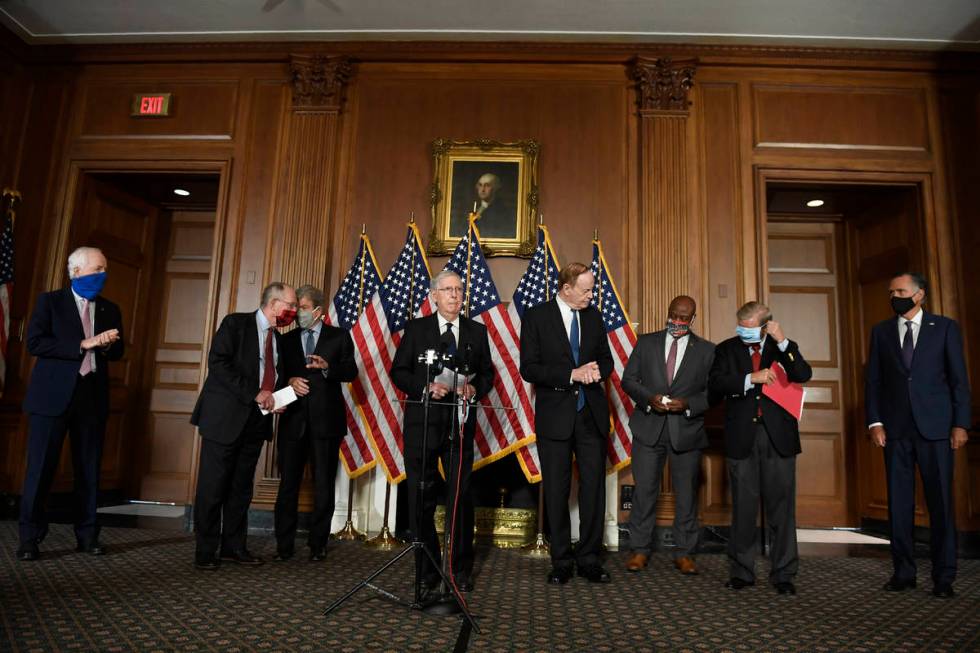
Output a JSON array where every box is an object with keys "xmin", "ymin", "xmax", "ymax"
[{"xmin": 131, "ymin": 93, "xmax": 172, "ymax": 117}]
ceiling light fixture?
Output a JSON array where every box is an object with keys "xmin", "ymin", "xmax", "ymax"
[
  {"xmin": 806, "ymin": 199, "xmax": 824, "ymax": 208},
  {"xmin": 173, "ymin": 188, "xmax": 190, "ymax": 197}
]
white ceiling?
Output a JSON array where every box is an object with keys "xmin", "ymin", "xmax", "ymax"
[{"xmin": 1, "ymin": 0, "xmax": 978, "ymax": 50}]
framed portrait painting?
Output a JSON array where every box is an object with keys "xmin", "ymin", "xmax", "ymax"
[{"xmin": 428, "ymin": 139, "xmax": 539, "ymax": 257}]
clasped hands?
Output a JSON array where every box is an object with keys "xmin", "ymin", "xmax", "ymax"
[
  {"xmin": 428, "ymin": 382, "xmax": 476, "ymax": 400},
  {"xmin": 649, "ymin": 394, "xmax": 688, "ymax": 413},
  {"xmin": 287, "ymin": 355, "xmax": 329, "ymax": 398},
  {"xmin": 81, "ymin": 329, "xmax": 120, "ymax": 351},
  {"xmin": 571, "ymin": 361, "xmax": 602, "ymax": 385}
]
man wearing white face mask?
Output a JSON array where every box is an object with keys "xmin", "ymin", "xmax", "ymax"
[
  {"xmin": 708, "ymin": 301, "xmax": 811, "ymax": 595},
  {"xmin": 273, "ymin": 284, "xmax": 357, "ymax": 562}
]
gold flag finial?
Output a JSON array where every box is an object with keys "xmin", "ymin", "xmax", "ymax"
[
  {"xmin": 593, "ymin": 228, "xmax": 599, "ymax": 240},
  {"xmin": 409, "ymin": 211, "xmax": 415, "ymax": 224},
  {"xmin": 361, "ymin": 223, "xmax": 366, "ymax": 235},
  {"xmin": 539, "ymin": 213, "xmax": 544, "ymax": 225}
]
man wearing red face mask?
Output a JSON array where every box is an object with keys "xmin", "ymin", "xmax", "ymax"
[{"xmin": 191, "ymin": 282, "xmax": 297, "ymax": 570}]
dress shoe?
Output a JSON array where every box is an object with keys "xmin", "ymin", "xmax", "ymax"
[
  {"xmin": 774, "ymin": 581, "xmax": 797, "ymax": 595},
  {"xmin": 725, "ymin": 577, "xmax": 755, "ymax": 590},
  {"xmin": 883, "ymin": 576, "xmax": 916, "ymax": 592},
  {"xmin": 273, "ymin": 551, "xmax": 293, "ymax": 562},
  {"xmin": 577, "ymin": 564, "xmax": 612, "ymax": 583},
  {"xmin": 423, "ymin": 574, "xmax": 442, "ymax": 591},
  {"xmin": 626, "ymin": 552, "xmax": 648, "ymax": 572},
  {"xmin": 309, "ymin": 547, "xmax": 327, "ymax": 562},
  {"xmin": 457, "ymin": 576, "xmax": 475, "ymax": 593},
  {"xmin": 932, "ymin": 583, "xmax": 955, "ymax": 598},
  {"xmin": 194, "ymin": 555, "xmax": 220, "ymax": 571},
  {"xmin": 547, "ymin": 566, "xmax": 574, "ymax": 585},
  {"xmin": 220, "ymin": 549, "xmax": 264, "ymax": 566},
  {"xmin": 17, "ymin": 545, "xmax": 39, "ymax": 561},
  {"xmin": 674, "ymin": 556, "xmax": 698, "ymax": 575},
  {"xmin": 77, "ymin": 543, "xmax": 106, "ymax": 556}
]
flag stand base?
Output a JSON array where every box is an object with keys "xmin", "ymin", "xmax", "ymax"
[
  {"xmin": 365, "ymin": 525, "xmax": 403, "ymax": 551},
  {"xmin": 523, "ymin": 532, "xmax": 550, "ymax": 557},
  {"xmin": 333, "ymin": 519, "xmax": 365, "ymax": 541}
]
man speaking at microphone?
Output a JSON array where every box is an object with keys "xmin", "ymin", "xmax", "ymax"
[{"xmin": 391, "ymin": 270, "xmax": 494, "ymax": 593}]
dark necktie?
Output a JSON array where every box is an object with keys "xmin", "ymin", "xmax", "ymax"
[
  {"xmin": 261, "ymin": 327, "xmax": 275, "ymax": 392},
  {"xmin": 750, "ymin": 343, "xmax": 762, "ymax": 417},
  {"xmin": 304, "ymin": 329, "xmax": 315, "ymax": 357},
  {"xmin": 570, "ymin": 310, "xmax": 584, "ymax": 411},
  {"xmin": 901, "ymin": 320, "xmax": 914, "ymax": 369},
  {"xmin": 441, "ymin": 322, "xmax": 457, "ymax": 355},
  {"xmin": 666, "ymin": 336, "xmax": 679, "ymax": 385}
]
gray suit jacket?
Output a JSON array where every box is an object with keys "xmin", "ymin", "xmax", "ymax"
[{"xmin": 622, "ymin": 330, "xmax": 715, "ymax": 452}]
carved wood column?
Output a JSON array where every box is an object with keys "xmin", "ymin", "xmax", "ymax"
[{"xmin": 630, "ymin": 57, "xmax": 697, "ymax": 332}]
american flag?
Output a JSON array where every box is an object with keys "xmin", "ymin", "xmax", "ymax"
[
  {"xmin": 509, "ymin": 225, "xmax": 562, "ymax": 483},
  {"xmin": 424, "ymin": 217, "xmax": 534, "ymax": 470},
  {"xmin": 591, "ymin": 237, "xmax": 637, "ymax": 471},
  {"xmin": 350, "ymin": 224, "xmax": 432, "ymax": 483},
  {"xmin": 323, "ymin": 233, "xmax": 381, "ymax": 478},
  {"xmin": 0, "ymin": 207, "xmax": 12, "ymax": 396}
]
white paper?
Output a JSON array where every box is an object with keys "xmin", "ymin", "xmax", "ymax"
[
  {"xmin": 661, "ymin": 394, "xmax": 672, "ymax": 406},
  {"xmin": 261, "ymin": 385, "xmax": 298, "ymax": 415},
  {"xmin": 433, "ymin": 368, "xmax": 475, "ymax": 393}
]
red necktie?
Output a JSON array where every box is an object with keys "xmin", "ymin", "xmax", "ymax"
[
  {"xmin": 666, "ymin": 336, "xmax": 679, "ymax": 385},
  {"xmin": 261, "ymin": 327, "xmax": 275, "ymax": 392},
  {"xmin": 79, "ymin": 299, "xmax": 94, "ymax": 376},
  {"xmin": 751, "ymin": 343, "xmax": 762, "ymax": 416}
]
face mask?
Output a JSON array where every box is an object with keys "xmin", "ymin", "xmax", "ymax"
[
  {"xmin": 666, "ymin": 319, "xmax": 691, "ymax": 337},
  {"xmin": 71, "ymin": 272, "xmax": 107, "ymax": 300},
  {"xmin": 296, "ymin": 308, "xmax": 320, "ymax": 330},
  {"xmin": 275, "ymin": 308, "xmax": 297, "ymax": 328},
  {"xmin": 890, "ymin": 296, "xmax": 917, "ymax": 316},
  {"xmin": 736, "ymin": 325, "xmax": 763, "ymax": 344}
]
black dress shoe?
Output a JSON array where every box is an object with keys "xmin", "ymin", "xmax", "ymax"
[
  {"xmin": 423, "ymin": 574, "xmax": 442, "ymax": 591},
  {"xmin": 17, "ymin": 546, "xmax": 39, "ymax": 561},
  {"xmin": 309, "ymin": 547, "xmax": 327, "ymax": 562},
  {"xmin": 220, "ymin": 550, "xmax": 264, "ymax": 566},
  {"xmin": 774, "ymin": 581, "xmax": 796, "ymax": 595},
  {"xmin": 932, "ymin": 583, "xmax": 955, "ymax": 598},
  {"xmin": 456, "ymin": 576, "xmax": 474, "ymax": 593},
  {"xmin": 577, "ymin": 564, "xmax": 612, "ymax": 583},
  {"xmin": 547, "ymin": 566, "xmax": 574, "ymax": 585},
  {"xmin": 77, "ymin": 543, "xmax": 106, "ymax": 556},
  {"xmin": 725, "ymin": 578, "xmax": 755, "ymax": 590},
  {"xmin": 194, "ymin": 555, "xmax": 220, "ymax": 571},
  {"xmin": 883, "ymin": 576, "xmax": 916, "ymax": 592},
  {"xmin": 274, "ymin": 551, "xmax": 293, "ymax": 562}
]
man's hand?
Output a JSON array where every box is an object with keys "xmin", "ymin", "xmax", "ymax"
[
  {"xmin": 667, "ymin": 397, "xmax": 689, "ymax": 413},
  {"xmin": 82, "ymin": 329, "xmax": 120, "ymax": 351},
  {"xmin": 289, "ymin": 377, "xmax": 310, "ymax": 397},
  {"xmin": 429, "ymin": 382, "xmax": 451, "ymax": 399},
  {"xmin": 766, "ymin": 320, "xmax": 786, "ymax": 344},
  {"xmin": 305, "ymin": 354, "xmax": 328, "ymax": 370},
  {"xmin": 649, "ymin": 394, "xmax": 668, "ymax": 413},
  {"xmin": 951, "ymin": 427, "xmax": 968, "ymax": 450},
  {"xmin": 255, "ymin": 390, "xmax": 275, "ymax": 411},
  {"xmin": 572, "ymin": 362, "xmax": 601, "ymax": 384},
  {"xmin": 870, "ymin": 424, "xmax": 887, "ymax": 447},
  {"xmin": 750, "ymin": 368, "xmax": 776, "ymax": 385},
  {"xmin": 462, "ymin": 384, "xmax": 477, "ymax": 400}
]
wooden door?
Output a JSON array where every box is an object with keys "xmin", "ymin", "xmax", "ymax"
[
  {"xmin": 65, "ymin": 175, "xmax": 159, "ymax": 497},
  {"xmin": 767, "ymin": 220, "xmax": 848, "ymax": 526}
]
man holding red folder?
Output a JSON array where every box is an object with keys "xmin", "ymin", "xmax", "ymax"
[{"xmin": 709, "ymin": 301, "xmax": 812, "ymax": 595}]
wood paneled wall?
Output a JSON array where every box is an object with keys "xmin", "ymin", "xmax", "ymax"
[{"xmin": 1, "ymin": 33, "xmax": 977, "ymax": 529}]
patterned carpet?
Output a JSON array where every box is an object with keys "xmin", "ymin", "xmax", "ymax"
[{"xmin": 1, "ymin": 522, "xmax": 978, "ymax": 652}]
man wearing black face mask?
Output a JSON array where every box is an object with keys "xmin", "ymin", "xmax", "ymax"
[
  {"xmin": 866, "ymin": 272, "xmax": 970, "ymax": 598},
  {"xmin": 191, "ymin": 282, "xmax": 297, "ymax": 570},
  {"xmin": 622, "ymin": 295, "xmax": 715, "ymax": 576}
]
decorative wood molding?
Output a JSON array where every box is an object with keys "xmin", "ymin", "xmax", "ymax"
[
  {"xmin": 631, "ymin": 57, "xmax": 697, "ymax": 114},
  {"xmin": 288, "ymin": 54, "xmax": 352, "ymax": 111}
]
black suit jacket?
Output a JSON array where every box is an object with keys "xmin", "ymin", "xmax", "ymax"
[
  {"xmin": 278, "ymin": 323, "xmax": 357, "ymax": 440},
  {"xmin": 23, "ymin": 288, "xmax": 124, "ymax": 419},
  {"xmin": 191, "ymin": 311, "xmax": 286, "ymax": 444},
  {"xmin": 390, "ymin": 313, "xmax": 494, "ymax": 451},
  {"xmin": 519, "ymin": 299, "xmax": 614, "ymax": 441},
  {"xmin": 622, "ymin": 330, "xmax": 715, "ymax": 451},
  {"xmin": 708, "ymin": 335, "xmax": 812, "ymax": 459}
]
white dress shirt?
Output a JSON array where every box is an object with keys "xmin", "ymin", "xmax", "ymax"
[
  {"xmin": 436, "ymin": 312, "xmax": 460, "ymax": 348},
  {"xmin": 256, "ymin": 309, "xmax": 279, "ymax": 385},
  {"xmin": 664, "ymin": 332, "xmax": 690, "ymax": 369},
  {"xmin": 896, "ymin": 308, "xmax": 923, "ymax": 348}
]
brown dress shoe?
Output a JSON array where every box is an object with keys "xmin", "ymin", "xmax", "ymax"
[
  {"xmin": 674, "ymin": 556, "xmax": 698, "ymax": 575},
  {"xmin": 626, "ymin": 552, "xmax": 648, "ymax": 572}
]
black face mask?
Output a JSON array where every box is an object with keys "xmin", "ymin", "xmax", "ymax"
[{"xmin": 890, "ymin": 296, "xmax": 916, "ymax": 315}]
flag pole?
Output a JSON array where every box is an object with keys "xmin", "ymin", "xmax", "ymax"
[{"xmin": 334, "ymin": 228, "xmax": 369, "ymax": 541}]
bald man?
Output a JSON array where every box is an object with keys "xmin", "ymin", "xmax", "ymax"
[{"xmin": 622, "ymin": 296, "xmax": 715, "ymax": 575}]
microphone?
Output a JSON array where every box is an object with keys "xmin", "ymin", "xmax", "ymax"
[{"xmin": 459, "ymin": 342, "xmax": 473, "ymax": 375}]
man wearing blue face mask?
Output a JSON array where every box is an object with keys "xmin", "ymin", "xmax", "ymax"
[
  {"xmin": 17, "ymin": 246, "xmax": 124, "ymax": 561},
  {"xmin": 708, "ymin": 301, "xmax": 811, "ymax": 595}
]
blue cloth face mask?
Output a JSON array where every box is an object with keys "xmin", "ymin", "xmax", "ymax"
[
  {"xmin": 71, "ymin": 271, "xmax": 107, "ymax": 300},
  {"xmin": 736, "ymin": 325, "xmax": 763, "ymax": 344}
]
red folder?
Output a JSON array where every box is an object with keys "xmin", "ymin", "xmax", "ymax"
[{"xmin": 762, "ymin": 362, "xmax": 805, "ymax": 421}]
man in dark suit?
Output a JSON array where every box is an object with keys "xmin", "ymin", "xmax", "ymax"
[
  {"xmin": 190, "ymin": 282, "xmax": 297, "ymax": 570},
  {"xmin": 17, "ymin": 246, "xmax": 123, "ymax": 561},
  {"xmin": 622, "ymin": 295, "xmax": 715, "ymax": 575},
  {"xmin": 865, "ymin": 272, "xmax": 970, "ymax": 598},
  {"xmin": 273, "ymin": 284, "xmax": 357, "ymax": 562},
  {"xmin": 709, "ymin": 301, "xmax": 811, "ymax": 595},
  {"xmin": 519, "ymin": 262, "xmax": 614, "ymax": 585},
  {"xmin": 390, "ymin": 270, "xmax": 494, "ymax": 592}
]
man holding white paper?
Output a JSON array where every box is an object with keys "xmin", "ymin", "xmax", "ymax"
[{"xmin": 190, "ymin": 282, "xmax": 297, "ymax": 570}]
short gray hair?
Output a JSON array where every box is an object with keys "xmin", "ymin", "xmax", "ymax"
[
  {"xmin": 260, "ymin": 282, "xmax": 288, "ymax": 307},
  {"xmin": 736, "ymin": 301, "xmax": 771, "ymax": 324},
  {"xmin": 66, "ymin": 246, "xmax": 102, "ymax": 279},
  {"xmin": 430, "ymin": 270, "xmax": 462, "ymax": 292},
  {"xmin": 476, "ymin": 173, "xmax": 501, "ymax": 191},
  {"xmin": 295, "ymin": 284, "xmax": 324, "ymax": 307}
]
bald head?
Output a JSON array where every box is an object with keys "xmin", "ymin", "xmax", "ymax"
[{"xmin": 668, "ymin": 295, "xmax": 696, "ymax": 319}]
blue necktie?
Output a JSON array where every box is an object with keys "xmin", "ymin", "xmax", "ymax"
[
  {"xmin": 901, "ymin": 321, "xmax": 914, "ymax": 369},
  {"xmin": 570, "ymin": 310, "xmax": 584, "ymax": 411},
  {"xmin": 304, "ymin": 329, "xmax": 315, "ymax": 357}
]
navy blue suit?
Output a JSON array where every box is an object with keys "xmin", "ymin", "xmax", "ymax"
[
  {"xmin": 865, "ymin": 310, "xmax": 970, "ymax": 585},
  {"xmin": 19, "ymin": 288, "xmax": 124, "ymax": 550}
]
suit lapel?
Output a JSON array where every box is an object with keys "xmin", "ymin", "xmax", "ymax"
[
  {"xmin": 912, "ymin": 311, "xmax": 936, "ymax": 368},
  {"xmin": 549, "ymin": 300, "xmax": 574, "ymax": 363},
  {"xmin": 63, "ymin": 287, "xmax": 85, "ymax": 337},
  {"xmin": 244, "ymin": 313, "xmax": 261, "ymax": 384},
  {"xmin": 670, "ymin": 332, "xmax": 698, "ymax": 386},
  {"xmin": 649, "ymin": 331, "xmax": 667, "ymax": 386}
]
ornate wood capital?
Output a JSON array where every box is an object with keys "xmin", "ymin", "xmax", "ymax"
[
  {"xmin": 630, "ymin": 57, "xmax": 697, "ymax": 114},
  {"xmin": 289, "ymin": 54, "xmax": 352, "ymax": 111}
]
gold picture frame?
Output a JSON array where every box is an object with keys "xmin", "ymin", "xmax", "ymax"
[{"xmin": 428, "ymin": 138, "xmax": 539, "ymax": 257}]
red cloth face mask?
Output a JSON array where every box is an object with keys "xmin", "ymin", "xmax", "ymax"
[{"xmin": 275, "ymin": 308, "xmax": 297, "ymax": 328}]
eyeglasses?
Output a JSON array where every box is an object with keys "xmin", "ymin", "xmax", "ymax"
[{"xmin": 436, "ymin": 287, "xmax": 464, "ymax": 295}]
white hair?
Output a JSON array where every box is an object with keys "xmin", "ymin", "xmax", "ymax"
[
  {"xmin": 67, "ymin": 246, "xmax": 103, "ymax": 279},
  {"xmin": 430, "ymin": 270, "xmax": 462, "ymax": 292}
]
